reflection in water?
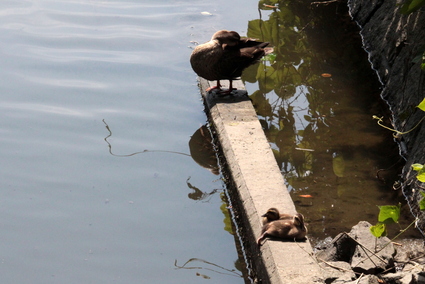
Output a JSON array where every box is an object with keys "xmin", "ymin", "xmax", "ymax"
[
  {"xmin": 242, "ymin": 1, "xmax": 420, "ymax": 240},
  {"xmin": 174, "ymin": 258, "xmax": 242, "ymax": 280},
  {"xmin": 103, "ymin": 120, "xmax": 220, "ymax": 175},
  {"xmin": 174, "ymin": 193, "xmax": 247, "ymax": 281},
  {"xmin": 103, "ymin": 119, "xmax": 247, "ymax": 279},
  {"xmin": 102, "ymin": 119, "xmax": 191, "ymax": 157},
  {"xmin": 186, "ymin": 177, "xmax": 219, "ymax": 202},
  {"xmin": 188, "ymin": 125, "xmax": 220, "ymax": 175}
]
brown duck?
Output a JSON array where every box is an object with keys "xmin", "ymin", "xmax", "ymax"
[
  {"xmin": 261, "ymin": 207, "xmax": 293, "ymax": 225},
  {"xmin": 257, "ymin": 213, "xmax": 307, "ymax": 246},
  {"xmin": 190, "ymin": 30, "xmax": 273, "ymax": 93}
]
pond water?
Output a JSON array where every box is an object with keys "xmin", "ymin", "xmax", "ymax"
[
  {"xmin": 242, "ymin": 1, "xmax": 421, "ymax": 243},
  {"xmin": 1, "ymin": 0, "xmax": 420, "ymax": 283},
  {"xmin": 0, "ymin": 0, "xmax": 258, "ymax": 283}
]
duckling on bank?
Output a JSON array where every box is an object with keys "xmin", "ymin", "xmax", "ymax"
[
  {"xmin": 261, "ymin": 207, "xmax": 294, "ymax": 225},
  {"xmin": 257, "ymin": 211, "xmax": 307, "ymax": 246}
]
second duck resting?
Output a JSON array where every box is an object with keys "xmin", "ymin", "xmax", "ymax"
[{"xmin": 257, "ymin": 208, "xmax": 307, "ymax": 246}]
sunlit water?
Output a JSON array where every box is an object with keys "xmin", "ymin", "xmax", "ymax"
[
  {"xmin": 0, "ymin": 0, "xmax": 261, "ymax": 283},
  {"xmin": 1, "ymin": 1, "xmax": 420, "ymax": 283}
]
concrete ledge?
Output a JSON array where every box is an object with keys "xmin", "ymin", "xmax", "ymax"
[{"xmin": 199, "ymin": 78, "xmax": 323, "ymax": 283}]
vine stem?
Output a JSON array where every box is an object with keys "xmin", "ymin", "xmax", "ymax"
[{"xmin": 372, "ymin": 115, "xmax": 425, "ymax": 137}]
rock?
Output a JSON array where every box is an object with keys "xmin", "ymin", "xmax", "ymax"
[
  {"xmin": 380, "ymin": 271, "xmax": 415, "ymax": 284},
  {"xmin": 394, "ymin": 239, "xmax": 425, "ymax": 264},
  {"xmin": 315, "ymin": 221, "xmax": 425, "ymax": 283},
  {"xmin": 402, "ymin": 263, "xmax": 425, "ymax": 274},
  {"xmin": 349, "ymin": 221, "xmax": 396, "ymax": 274},
  {"xmin": 343, "ymin": 274, "xmax": 380, "ymax": 284},
  {"xmin": 316, "ymin": 233, "xmax": 357, "ymax": 262},
  {"xmin": 320, "ymin": 261, "xmax": 356, "ymax": 283}
]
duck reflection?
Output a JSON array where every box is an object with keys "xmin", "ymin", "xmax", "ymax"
[
  {"xmin": 103, "ymin": 120, "xmax": 219, "ymax": 175},
  {"xmin": 188, "ymin": 125, "xmax": 219, "ymax": 175},
  {"xmin": 186, "ymin": 177, "xmax": 219, "ymax": 202}
]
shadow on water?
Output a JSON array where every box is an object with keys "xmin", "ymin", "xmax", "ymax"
[{"xmin": 242, "ymin": 0, "xmax": 422, "ymax": 242}]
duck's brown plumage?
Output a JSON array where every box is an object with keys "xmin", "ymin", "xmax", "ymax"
[
  {"xmin": 257, "ymin": 213, "xmax": 307, "ymax": 246},
  {"xmin": 261, "ymin": 208, "xmax": 293, "ymax": 225},
  {"xmin": 190, "ymin": 30, "xmax": 273, "ymax": 92}
]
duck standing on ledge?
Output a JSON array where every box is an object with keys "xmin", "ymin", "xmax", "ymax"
[
  {"xmin": 190, "ymin": 30, "xmax": 273, "ymax": 94},
  {"xmin": 257, "ymin": 213, "xmax": 307, "ymax": 246}
]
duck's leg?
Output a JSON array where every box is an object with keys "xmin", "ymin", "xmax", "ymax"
[
  {"xmin": 206, "ymin": 80, "xmax": 222, "ymax": 92},
  {"xmin": 228, "ymin": 80, "xmax": 235, "ymax": 91},
  {"xmin": 256, "ymin": 232, "xmax": 268, "ymax": 246},
  {"xmin": 216, "ymin": 80, "xmax": 237, "ymax": 95}
]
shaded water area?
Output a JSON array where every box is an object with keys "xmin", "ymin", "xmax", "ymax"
[{"xmin": 242, "ymin": 0, "xmax": 422, "ymax": 243}]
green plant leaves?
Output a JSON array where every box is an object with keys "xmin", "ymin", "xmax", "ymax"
[
  {"xmin": 417, "ymin": 98, "xmax": 425, "ymax": 112},
  {"xmin": 412, "ymin": 51, "xmax": 425, "ymax": 70},
  {"xmin": 400, "ymin": 0, "xmax": 425, "ymax": 14},
  {"xmin": 420, "ymin": 191, "xmax": 425, "ymax": 211},
  {"xmin": 370, "ymin": 222, "xmax": 386, "ymax": 238},
  {"xmin": 412, "ymin": 163, "xmax": 424, "ymax": 171},
  {"xmin": 332, "ymin": 153, "xmax": 345, "ymax": 178},
  {"xmin": 377, "ymin": 204, "xmax": 400, "ymax": 224},
  {"xmin": 412, "ymin": 163, "xmax": 425, "ymax": 182},
  {"xmin": 370, "ymin": 204, "xmax": 401, "ymax": 238}
]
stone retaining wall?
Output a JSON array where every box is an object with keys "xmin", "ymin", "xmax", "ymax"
[{"xmin": 347, "ymin": 0, "xmax": 425, "ymax": 232}]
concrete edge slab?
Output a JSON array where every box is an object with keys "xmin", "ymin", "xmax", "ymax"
[{"xmin": 198, "ymin": 78, "xmax": 324, "ymax": 283}]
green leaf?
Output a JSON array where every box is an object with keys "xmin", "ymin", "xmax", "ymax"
[
  {"xmin": 412, "ymin": 163, "xmax": 424, "ymax": 171},
  {"xmin": 378, "ymin": 205, "xmax": 400, "ymax": 224},
  {"xmin": 417, "ymin": 98, "xmax": 425, "ymax": 112},
  {"xmin": 417, "ymin": 171, "xmax": 425, "ymax": 182},
  {"xmin": 262, "ymin": 53, "xmax": 276, "ymax": 62},
  {"xmin": 370, "ymin": 222, "xmax": 386, "ymax": 238},
  {"xmin": 400, "ymin": 0, "xmax": 425, "ymax": 14},
  {"xmin": 332, "ymin": 153, "xmax": 345, "ymax": 178},
  {"xmin": 420, "ymin": 191, "xmax": 425, "ymax": 211},
  {"xmin": 256, "ymin": 63, "xmax": 277, "ymax": 93},
  {"xmin": 412, "ymin": 163, "xmax": 425, "ymax": 182}
]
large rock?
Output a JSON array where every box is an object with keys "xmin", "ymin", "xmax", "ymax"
[
  {"xmin": 316, "ymin": 232, "xmax": 357, "ymax": 263},
  {"xmin": 317, "ymin": 221, "xmax": 395, "ymax": 274},
  {"xmin": 393, "ymin": 238, "xmax": 425, "ymax": 264},
  {"xmin": 349, "ymin": 221, "xmax": 396, "ymax": 274},
  {"xmin": 319, "ymin": 261, "xmax": 356, "ymax": 283},
  {"xmin": 315, "ymin": 221, "xmax": 425, "ymax": 283}
]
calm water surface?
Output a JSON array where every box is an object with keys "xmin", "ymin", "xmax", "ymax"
[
  {"xmin": 1, "ymin": 1, "xmax": 419, "ymax": 283},
  {"xmin": 242, "ymin": 2, "xmax": 421, "ymax": 242},
  {"xmin": 0, "ymin": 0, "xmax": 260, "ymax": 283}
]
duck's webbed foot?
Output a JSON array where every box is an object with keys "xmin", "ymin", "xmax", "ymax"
[
  {"xmin": 218, "ymin": 80, "xmax": 237, "ymax": 95},
  {"xmin": 206, "ymin": 80, "xmax": 238, "ymax": 96},
  {"xmin": 206, "ymin": 80, "xmax": 222, "ymax": 92},
  {"xmin": 256, "ymin": 232, "xmax": 267, "ymax": 247}
]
